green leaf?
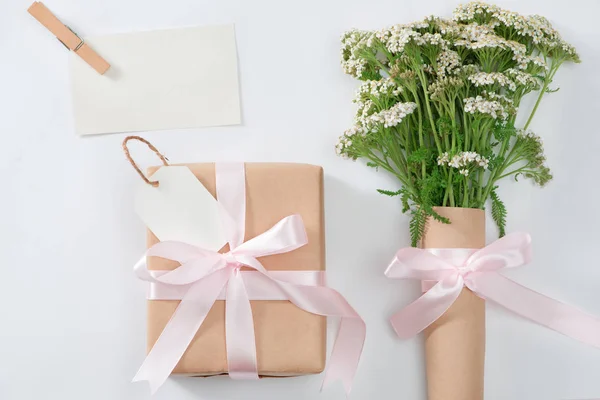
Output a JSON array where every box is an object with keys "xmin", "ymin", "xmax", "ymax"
[
  {"xmin": 427, "ymin": 207, "xmax": 451, "ymax": 224},
  {"xmin": 407, "ymin": 148, "xmax": 431, "ymax": 164},
  {"xmin": 492, "ymin": 123, "xmax": 516, "ymax": 141},
  {"xmin": 490, "ymin": 187, "xmax": 507, "ymax": 237},
  {"xmin": 409, "ymin": 207, "xmax": 427, "ymax": 247},
  {"xmin": 400, "ymin": 188, "xmax": 411, "ymax": 213},
  {"xmin": 377, "ymin": 188, "xmax": 402, "ymax": 197},
  {"xmin": 408, "ymin": 205, "xmax": 450, "ymax": 247},
  {"xmin": 488, "ymin": 154, "xmax": 504, "ymax": 171}
]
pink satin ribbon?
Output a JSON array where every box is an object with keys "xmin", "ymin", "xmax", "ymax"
[
  {"xmin": 385, "ymin": 232, "xmax": 600, "ymax": 346},
  {"xmin": 146, "ymin": 270, "xmax": 326, "ymax": 300},
  {"xmin": 133, "ymin": 163, "xmax": 365, "ymax": 395}
]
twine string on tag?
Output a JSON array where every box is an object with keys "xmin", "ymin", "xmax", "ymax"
[{"xmin": 122, "ymin": 136, "xmax": 169, "ymax": 187}]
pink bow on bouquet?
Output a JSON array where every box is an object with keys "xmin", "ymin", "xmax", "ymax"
[
  {"xmin": 133, "ymin": 163, "xmax": 365, "ymax": 395},
  {"xmin": 385, "ymin": 232, "xmax": 600, "ymax": 346}
]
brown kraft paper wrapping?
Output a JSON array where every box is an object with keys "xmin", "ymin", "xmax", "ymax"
[
  {"xmin": 145, "ymin": 163, "xmax": 326, "ymax": 376},
  {"xmin": 421, "ymin": 206, "xmax": 485, "ymax": 400}
]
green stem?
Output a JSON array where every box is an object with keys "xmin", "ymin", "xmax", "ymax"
[
  {"xmin": 463, "ymin": 112, "xmax": 469, "ymax": 151},
  {"xmin": 451, "ymin": 102, "xmax": 457, "ymax": 152},
  {"xmin": 476, "ymin": 169, "xmax": 484, "ymax": 206},
  {"xmin": 415, "ymin": 68, "xmax": 443, "ymax": 154},
  {"xmin": 496, "ymin": 167, "xmax": 536, "ymax": 180},
  {"xmin": 480, "ymin": 133, "xmax": 511, "ymax": 203},
  {"xmin": 523, "ymin": 84, "xmax": 547, "ymax": 131},
  {"xmin": 448, "ymin": 170, "xmax": 455, "ymax": 207},
  {"xmin": 363, "ymin": 150, "xmax": 419, "ymax": 198},
  {"xmin": 443, "ymin": 169, "xmax": 453, "ymax": 206},
  {"xmin": 524, "ymin": 64, "xmax": 559, "ymax": 130},
  {"xmin": 411, "ymin": 89, "xmax": 427, "ymax": 179}
]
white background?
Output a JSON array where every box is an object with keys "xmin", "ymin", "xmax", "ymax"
[{"xmin": 1, "ymin": 0, "xmax": 600, "ymax": 399}]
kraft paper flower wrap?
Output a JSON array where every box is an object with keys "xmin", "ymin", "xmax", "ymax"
[
  {"xmin": 336, "ymin": 2, "xmax": 600, "ymax": 399},
  {"xmin": 124, "ymin": 137, "xmax": 365, "ymax": 395}
]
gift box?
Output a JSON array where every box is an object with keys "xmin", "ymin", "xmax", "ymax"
[{"xmin": 144, "ymin": 163, "xmax": 327, "ymax": 376}]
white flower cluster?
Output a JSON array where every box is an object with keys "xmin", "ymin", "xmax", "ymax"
[
  {"xmin": 422, "ymin": 32, "xmax": 448, "ymax": 47},
  {"xmin": 395, "ymin": 70, "xmax": 417, "ymax": 82},
  {"xmin": 495, "ymin": 9, "xmax": 554, "ymax": 46},
  {"xmin": 375, "ymin": 20, "xmax": 431, "ymax": 45},
  {"xmin": 504, "ymin": 68, "xmax": 540, "ymax": 89},
  {"xmin": 468, "ymin": 72, "xmax": 516, "ymax": 91},
  {"xmin": 455, "ymin": 34, "xmax": 531, "ymax": 69},
  {"xmin": 459, "ymin": 23, "xmax": 495, "ymax": 41},
  {"xmin": 357, "ymin": 102, "xmax": 418, "ymax": 131},
  {"xmin": 505, "ymin": 41, "xmax": 530, "ymax": 69},
  {"xmin": 376, "ymin": 27, "xmax": 422, "ymax": 54},
  {"xmin": 353, "ymin": 78, "xmax": 403, "ymax": 121},
  {"xmin": 336, "ymin": 124, "xmax": 371, "ymax": 158},
  {"xmin": 355, "ymin": 99, "xmax": 375, "ymax": 119},
  {"xmin": 517, "ymin": 129, "xmax": 541, "ymax": 141},
  {"xmin": 336, "ymin": 100, "xmax": 416, "ymax": 156},
  {"xmin": 465, "ymin": 90, "xmax": 515, "ymax": 119},
  {"xmin": 429, "ymin": 76, "xmax": 464, "ymax": 100},
  {"xmin": 437, "ymin": 151, "xmax": 489, "ymax": 176},
  {"xmin": 485, "ymin": 91, "xmax": 514, "ymax": 105},
  {"xmin": 453, "ymin": 2, "xmax": 579, "ymax": 60},
  {"xmin": 340, "ymin": 29, "xmax": 372, "ymax": 78},
  {"xmin": 355, "ymin": 78, "xmax": 402, "ymax": 101},
  {"xmin": 436, "ymin": 50, "xmax": 461, "ymax": 77},
  {"xmin": 463, "ymin": 93, "xmax": 511, "ymax": 120},
  {"xmin": 428, "ymin": 16, "xmax": 463, "ymax": 36},
  {"xmin": 455, "ymin": 64, "xmax": 481, "ymax": 77},
  {"xmin": 335, "ymin": 133, "xmax": 354, "ymax": 158},
  {"xmin": 376, "ymin": 26, "xmax": 450, "ymax": 55},
  {"xmin": 554, "ymin": 41, "xmax": 579, "ymax": 60},
  {"xmin": 453, "ymin": 2, "xmax": 500, "ymax": 22},
  {"xmin": 527, "ymin": 55, "xmax": 548, "ymax": 70},
  {"xmin": 451, "ymin": 11, "xmax": 542, "ymax": 70}
]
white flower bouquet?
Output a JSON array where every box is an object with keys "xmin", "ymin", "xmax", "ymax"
[
  {"xmin": 337, "ymin": 3, "xmax": 579, "ymax": 399},
  {"xmin": 337, "ymin": 1, "xmax": 579, "ymax": 245}
]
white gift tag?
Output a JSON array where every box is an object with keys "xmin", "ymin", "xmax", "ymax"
[{"xmin": 135, "ymin": 166, "xmax": 227, "ymax": 250}]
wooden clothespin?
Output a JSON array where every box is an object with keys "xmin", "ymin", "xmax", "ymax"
[{"xmin": 27, "ymin": 2, "xmax": 110, "ymax": 74}]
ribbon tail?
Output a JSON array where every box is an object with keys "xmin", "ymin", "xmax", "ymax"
[
  {"xmin": 267, "ymin": 276, "xmax": 365, "ymax": 397},
  {"xmin": 473, "ymin": 273, "xmax": 600, "ymax": 348},
  {"xmin": 132, "ymin": 267, "xmax": 232, "ymax": 393},
  {"xmin": 226, "ymin": 269, "xmax": 259, "ymax": 380},
  {"xmin": 390, "ymin": 274, "xmax": 463, "ymax": 339},
  {"xmin": 321, "ymin": 316, "xmax": 366, "ymax": 396},
  {"xmin": 231, "ymin": 257, "xmax": 364, "ymax": 396}
]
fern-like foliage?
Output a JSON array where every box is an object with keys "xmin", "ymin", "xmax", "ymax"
[
  {"xmin": 377, "ymin": 188, "xmax": 402, "ymax": 197},
  {"xmin": 409, "ymin": 207, "xmax": 427, "ymax": 247},
  {"xmin": 399, "ymin": 187, "xmax": 411, "ymax": 213},
  {"xmin": 490, "ymin": 187, "xmax": 507, "ymax": 237},
  {"xmin": 407, "ymin": 148, "xmax": 434, "ymax": 165},
  {"xmin": 408, "ymin": 206, "xmax": 451, "ymax": 246}
]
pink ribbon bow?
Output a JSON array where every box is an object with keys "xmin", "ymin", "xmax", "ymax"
[
  {"xmin": 133, "ymin": 163, "xmax": 365, "ymax": 395},
  {"xmin": 385, "ymin": 232, "xmax": 600, "ymax": 346}
]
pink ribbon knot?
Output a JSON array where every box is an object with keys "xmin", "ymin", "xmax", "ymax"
[
  {"xmin": 133, "ymin": 163, "xmax": 365, "ymax": 396},
  {"xmin": 385, "ymin": 232, "xmax": 600, "ymax": 348}
]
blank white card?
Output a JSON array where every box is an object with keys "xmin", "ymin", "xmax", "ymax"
[{"xmin": 70, "ymin": 24, "xmax": 241, "ymax": 135}]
